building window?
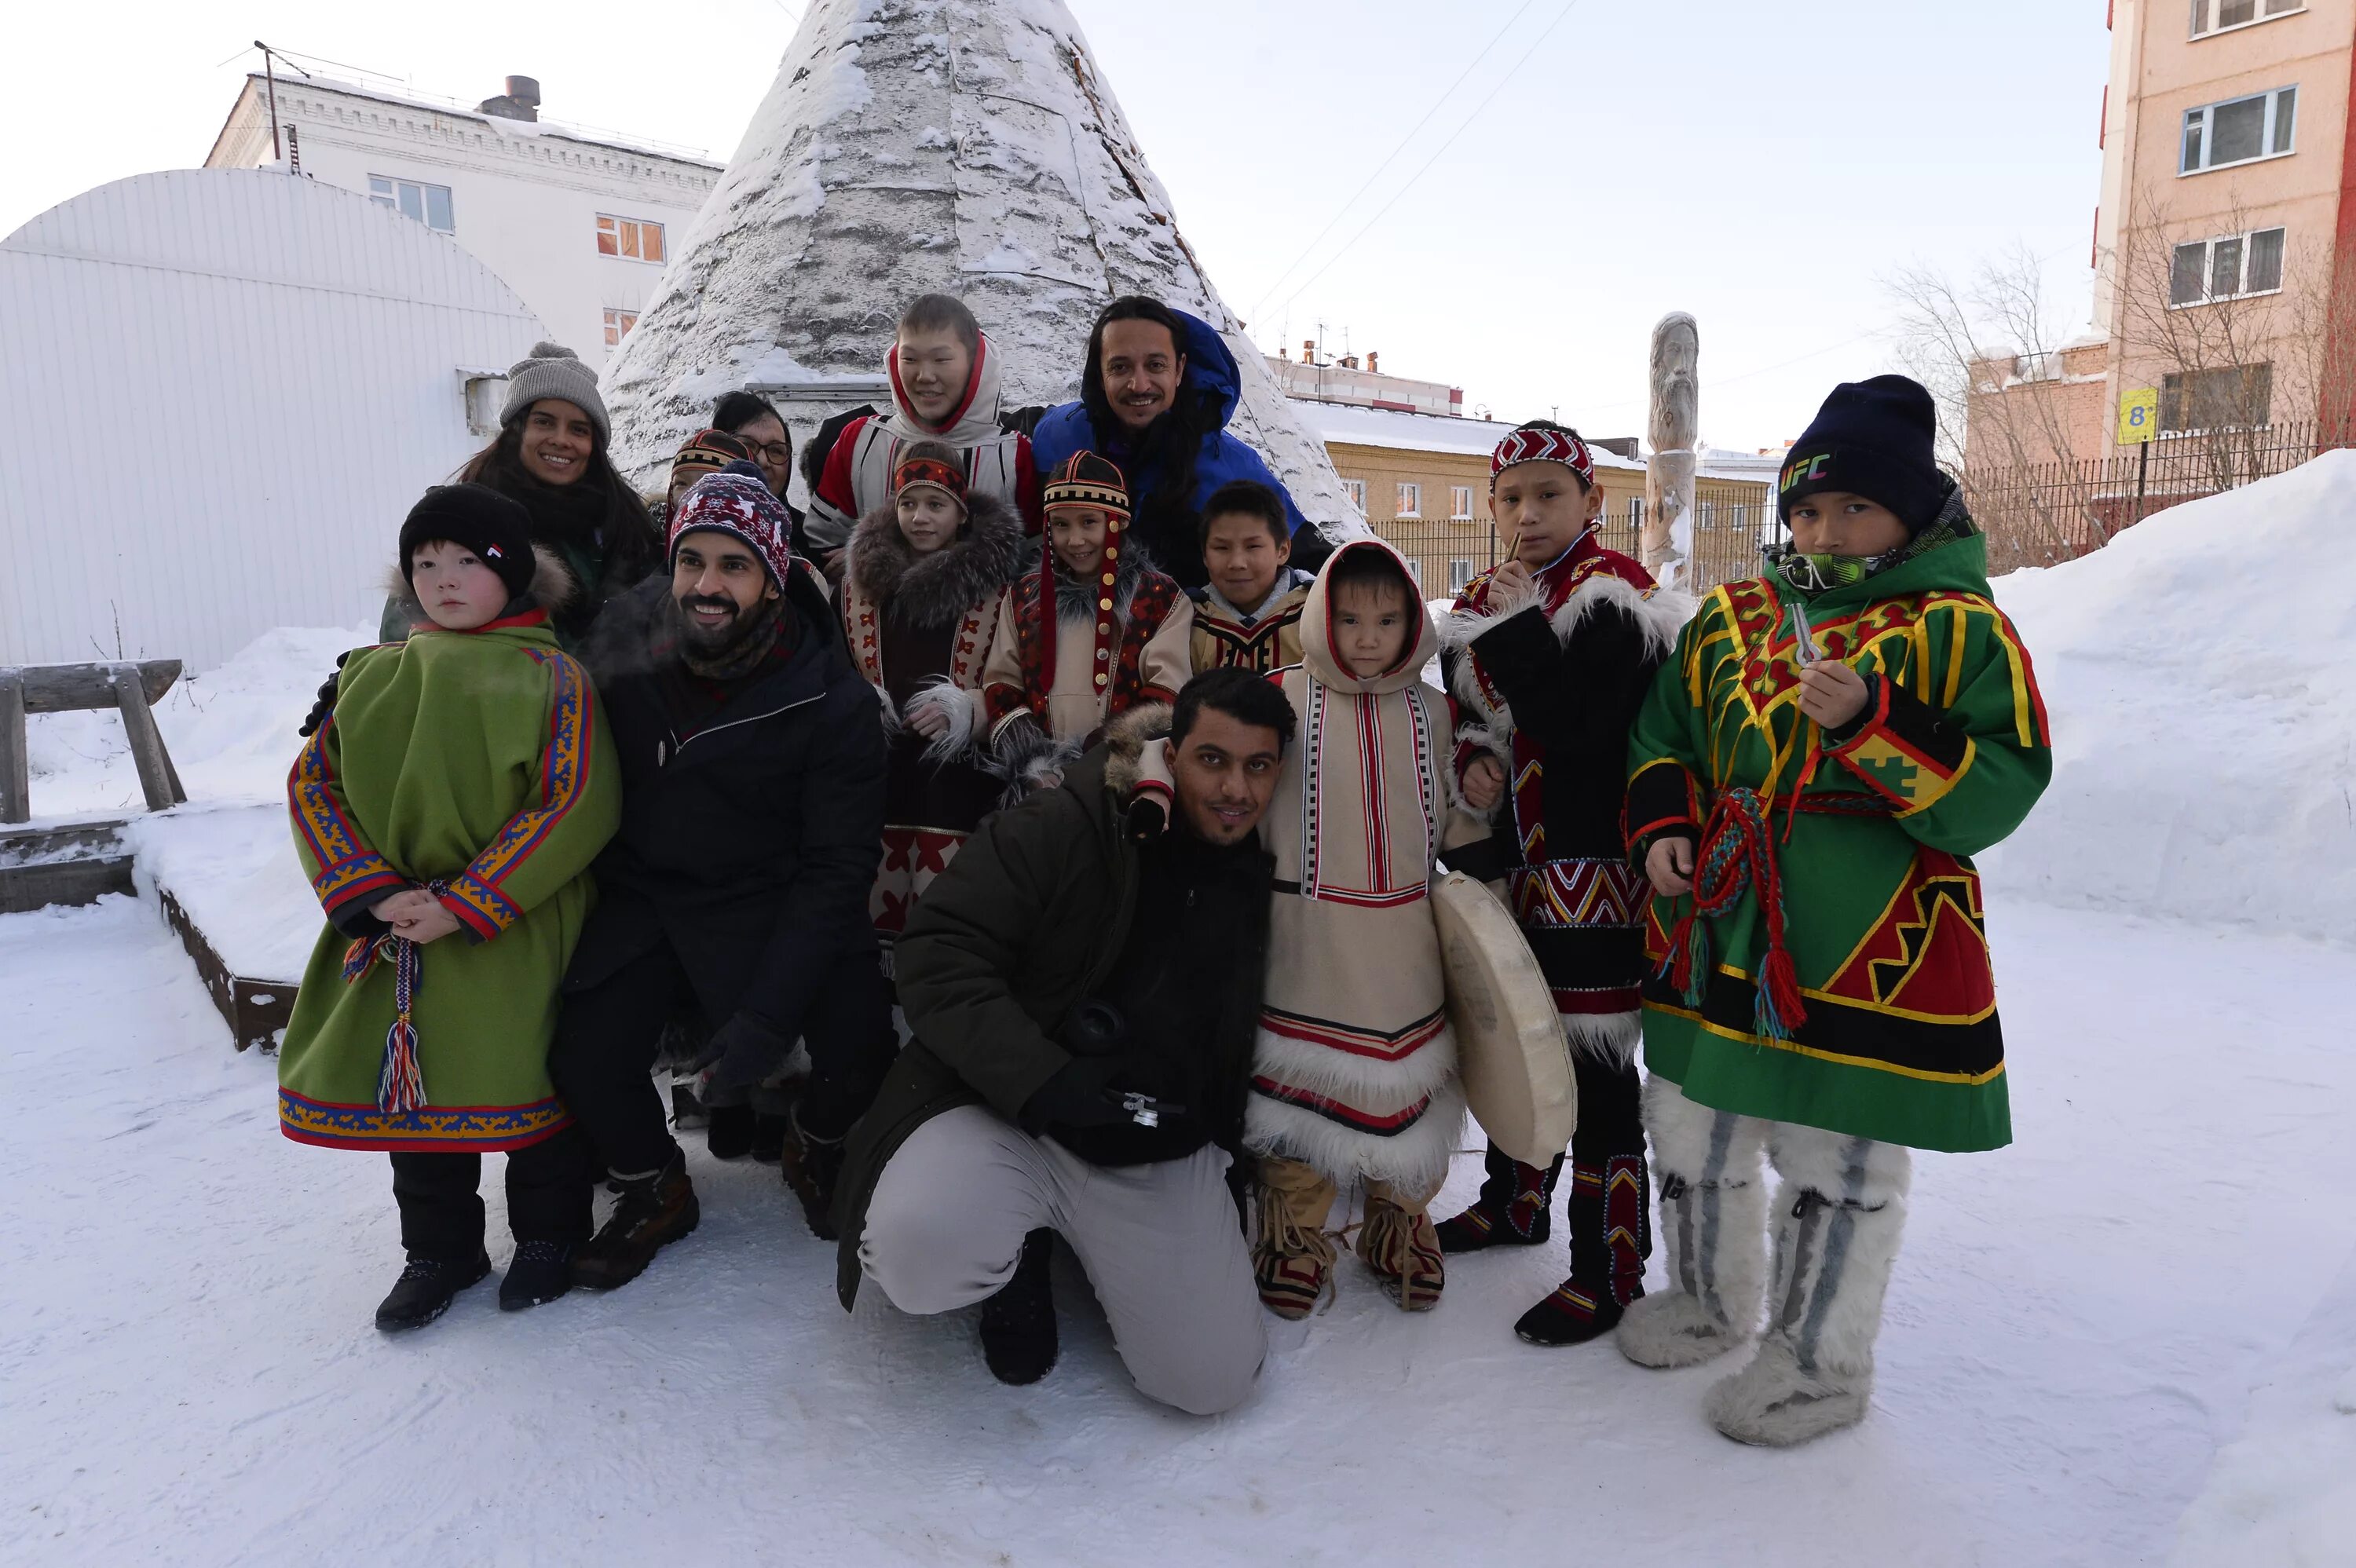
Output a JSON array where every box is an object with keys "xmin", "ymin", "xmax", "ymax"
[
  {"xmin": 2170, "ymin": 227, "xmax": 2286, "ymax": 305},
  {"xmin": 1447, "ymin": 557, "xmax": 1476, "ymax": 593},
  {"xmin": 603, "ymin": 308, "xmax": 639, "ymax": 347},
  {"xmin": 1449, "ymin": 485, "xmax": 1474, "ymax": 521},
  {"xmin": 1400, "ymin": 557, "xmax": 1424, "ymax": 591},
  {"xmin": 2190, "ymin": 0, "xmax": 2303, "ymax": 38},
  {"xmin": 2160, "ymin": 363, "xmax": 2274, "ymax": 432},
  {"xmin": 1343, "ymin": 478, "xmax": 1366, "ymax": 514},
  {"xmin": 369, "ymin": 174, "xmax": 454, "ymax": 232},
  {"xmin": 1396, "ymin": 482, "xmax": 1422, "ymax": 518},
  {"xmin": 597, "ymin": 214, "xmax": 667, "ymax": 263},
  {"xmin": 2180, "ymin": 86, "xmax": 2297, "ymax": 174}
]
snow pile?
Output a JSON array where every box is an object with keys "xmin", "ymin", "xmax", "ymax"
[
  {"xmin": 23, "ymin": 625, "xmax": 367, "ymax": 823},
  {"xmin": 1983, "ymin": 452, "xmax": 2356, "ymax": 940},
  {"xmin": 127, "ymin": 806, "xmax": 316, "ymax": 982}
]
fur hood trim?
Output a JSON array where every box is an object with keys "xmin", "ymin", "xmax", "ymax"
[
  {"xmin": 1101, "ymin": 701, "xmax": 1173, "ymax": 797},
  {"xmin": 1048, "ymin": 532, "xmax": 1159, "ymax": 623},
  {"xmin": 386, "ymin": 543, "xmax": 580, "ymax": 623},
  {"xmin": 845, "ymin": 488, "xmax": 1025, "ymax": 627},
  {"xmin": 1443, "ymin": 570, "xmax": 1694, "ymax": 727}
]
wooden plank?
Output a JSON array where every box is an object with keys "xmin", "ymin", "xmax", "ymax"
[
  {"xmin": 0, "ymin": 669, "xmax": 24, "ymax": 824},
  {"xmin": 0, "ymin": 855, "xmax": 134, "ymax": 915},
  {"xmin": 110, "ymin": 663, "xmax": 185, "ymax": 812},
  {"xmin": 156, "ymin": 884, "xmax": 298, "ymax": 1053},
  {"xmin": 0, "ymin": 818, "xmax": 129, "ymax": 861},
  {"xmin": 4, "ymin": 659, "xmax": 181, "ymax": 715}
]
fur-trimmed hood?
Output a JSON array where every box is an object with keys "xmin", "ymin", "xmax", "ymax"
[
  {"xmin": 844, "ymin": 487, "xmax": 1024, "ymax": 629},
  {"xmin": 384, "ymin": 543, "xmax": 582, "ymax": 627},
  {"xmin": 1100, "ymin": 700, "xmax": 1172, "ymax": 799}
]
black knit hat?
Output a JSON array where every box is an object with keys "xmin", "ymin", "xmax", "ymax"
[
  {"xmin": 398, "ymin": 483, "xmax": 537, "ymax": 601},
  {"xmin": 1778, "ymin": 375, "xmax": 1946, "ymax": 535}
]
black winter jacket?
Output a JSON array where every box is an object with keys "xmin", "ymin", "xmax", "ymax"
[
  {"xmin": 566, "ymin": 567, "xmax": 886, "ymax": 1037},
  {"xmin": 832, "ymin": 705, "xmax": 1272, "ymax": 1308}
]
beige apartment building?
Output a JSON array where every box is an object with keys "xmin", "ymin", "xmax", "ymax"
[{"xmin": 1977, "ymin": 1, "xmax": 2355, "ymax": 462}]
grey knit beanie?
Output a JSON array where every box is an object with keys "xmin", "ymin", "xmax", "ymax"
[{"xmin": 501, "ymin": 341, "xmax": 609, "ymax": 444}]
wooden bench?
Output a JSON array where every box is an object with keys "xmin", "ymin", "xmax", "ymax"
[{"xmin": 0, "ymin": 660, "xmax": 187, "ymax": 824}]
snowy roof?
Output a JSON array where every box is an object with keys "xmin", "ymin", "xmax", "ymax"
[
  {"xmin": 229, "ymin": 72, "xmax": 723, "ymax": 170},
  {"xmin": 1304, "ymin": 400, "xmax": 1642, "ymax": 470}
]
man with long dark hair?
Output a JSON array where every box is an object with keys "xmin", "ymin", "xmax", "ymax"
[{"xmin": 1029, "ymin": 298, "xmax": 1326, "ymax": 590}]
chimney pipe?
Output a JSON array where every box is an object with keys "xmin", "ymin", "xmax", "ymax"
[
  {"xmin": 1367, "ymin": 350, "xmax": 1379, "ymax": 375},
  {"xmin": 506, "ymin": 75, "xmax": 541, "ymax": 116}
]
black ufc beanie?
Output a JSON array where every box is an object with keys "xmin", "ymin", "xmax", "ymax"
[
  {"xmin": 398, "ymin": 484, "xmax": 537, "ymax": 601},
  {"xmin": 1778, "ymin": 375, "xmax": 1946, "ymax": 535}
]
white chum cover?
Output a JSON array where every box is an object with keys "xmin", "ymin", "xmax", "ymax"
[{"xmin": 604, "ymin": 0, "xmax": 1352, "ymax": 526}]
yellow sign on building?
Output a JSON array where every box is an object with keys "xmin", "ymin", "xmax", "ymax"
[{"xmin": 2116, "ymin": 388, "xmax": 2159, "ymax": 446}]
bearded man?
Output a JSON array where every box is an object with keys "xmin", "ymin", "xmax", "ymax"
[{"xmin": 551, "ymin": 463, "xmax": 894, "ymax": 1289}]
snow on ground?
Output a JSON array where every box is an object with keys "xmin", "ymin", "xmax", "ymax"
[
  {"xmin": 10, "ymin": 459, "xmax": 2356, "ymax": 1563},
  {"xmin": 5, "ymin": 894, "xmax": 2354, "ymax": 1565}
]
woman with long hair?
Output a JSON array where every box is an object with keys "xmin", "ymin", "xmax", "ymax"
[{"xmin": 378, "ymin": 342, "xmax": 661, "ymax": 649}]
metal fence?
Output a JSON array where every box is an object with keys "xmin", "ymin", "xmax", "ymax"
[
  {"xmin": 1960, "ymin": 420, "xmax": 2354, "ymax": 574},
  {"xmin": 1374, "ymin": 484, "xmax": 1784, "ymax": 602}
]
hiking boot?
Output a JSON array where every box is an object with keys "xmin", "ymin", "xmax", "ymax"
[
  {"xmin": 1251, "ymin": 1156, "xmax": 1338, "ymax": 1321},
  {"xmin": 1435, "ymin": 1146, "xmax": 1561, "ymax": 1254},
  {"xmin": 705, "ymin": 1103, "xmax": 755, "ymax": 1160},
  {"xmin": 375, "ymin": 1252, "xmax": 490, "ymax": 1332},
  {"xmin": 498, "ymin": 1240, "xmax": 575, "ymax": 1314},
  {"xmin": 571, "ymin": 1155, "xmax": 700, "ymax": 1292},
  {"xmin": 779, "ymin": 1105, "xmax": 846, "ymax": 1241},
  {"xmin": 1356, "ymin": 1180, "xmax": 1444, "ymax": 1312},
  {"xmin": 980, "ymin": 1229, "xmax": 1059, "ymax": 1385}
]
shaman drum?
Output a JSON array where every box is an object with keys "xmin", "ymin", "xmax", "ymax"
[{"xmin": 1435, "ymin": 871, "xmax": 1576, "ymax": 1167}]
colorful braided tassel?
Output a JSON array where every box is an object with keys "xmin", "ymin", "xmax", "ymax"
[
  {"xmin": 339, "ymin": 882, "xmax": 445, "ymax": 1115},
  {"xmin": 1656, "ymin": 787, "xmax": 1809, "ymax": 1044}
]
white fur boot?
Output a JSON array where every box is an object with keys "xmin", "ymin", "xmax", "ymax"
[
  {"xmin": 1705, "ymin": 1125, "xmax": 1910, "ymax": 1447},
  {"xmin": 1617, "ymin": 1077, "xmax": 1769, "ymax": 1370}
]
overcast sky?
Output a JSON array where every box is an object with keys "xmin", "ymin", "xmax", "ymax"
[{"xmin": 1, "ymin": 0, "xmax": 2108, "ymax": 451}]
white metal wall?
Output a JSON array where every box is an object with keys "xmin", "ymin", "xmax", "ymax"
[{"xmin": 0, "ymin": 168, "xmax": 546, "ymax": 670}]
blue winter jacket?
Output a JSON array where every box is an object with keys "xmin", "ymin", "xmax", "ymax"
[{"xmin": 1031, "ymin": 309, "xmax": 1320, "ymax": 588}]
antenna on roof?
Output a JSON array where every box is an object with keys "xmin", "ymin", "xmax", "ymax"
[{"xmin": 248, "ymin": 42, "xmax": 313, "ymax": 167}]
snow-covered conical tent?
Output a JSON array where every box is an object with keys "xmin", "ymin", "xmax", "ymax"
[{"xmin": 605, "ymin": 0, "xmax": 1351, "ymax": 525}]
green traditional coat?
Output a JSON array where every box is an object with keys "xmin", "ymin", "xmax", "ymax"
[
  {"xmin": 1625, "ymin": 524, "xmax": 2050, "ymax": 1153},
  {"xmin": 278, "ymin": 609, "xmax": 620, "ymax": 1153}
]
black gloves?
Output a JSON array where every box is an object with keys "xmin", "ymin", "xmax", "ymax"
[
  {"xmin": 296, "ymin": 652, "xmax": 353, "ymax": 739},
  {"xmin": 691, "ymin": 1012, "xmax": 792, "ymax": 1095},
  {"xmin": 1021, "ymin": 1053, "xmax": 1186, "ymax": 1134}
]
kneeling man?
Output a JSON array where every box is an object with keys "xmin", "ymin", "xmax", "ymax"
[{"xmin": 832, "ymin": 668, "xmax": 1290, "ymax": 1416}]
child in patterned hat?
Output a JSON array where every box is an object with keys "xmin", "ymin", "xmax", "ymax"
[
  {"xmin": 1431, "ymin": 419, "xmax": 1696, "ymax": 1347},
  {"xmin": 979, "ymin": 451, "xmax": 1193, "ymax": 794},
  {"xmin": 1619, "ymin": 374, "xmax": 2051, "ymax": 1444},
  {"xmin": 279, "ymin": 483, "xmax": 620, "ymax": 1329},
  {"xmin": 840, "ymin": 440, "xmax": 1026, "ymax": 970}
]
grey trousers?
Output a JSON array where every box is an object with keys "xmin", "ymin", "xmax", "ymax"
[{"xmin": 860, "ymin": 1105, "xmax": 1267, "ymax": 1416}]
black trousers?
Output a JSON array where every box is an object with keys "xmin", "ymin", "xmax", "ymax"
[
  {"xmin": 1568, "ymin": 1048, "xmax": 1645, "ymax": 1165},
  {"xmin": 549, "ymin": 938, "xmax": 895, "ymax": 1179},
  {"xmin": 390, "ymin": 1124, "xmax": 592, "ymax": 1261}
]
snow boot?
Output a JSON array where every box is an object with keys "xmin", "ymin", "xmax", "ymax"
[
  {"xmin": 1619, "ymin": 1080, "xmax": 1769, "ymax": 1369},
  {"xmin": 1356, "ymin": 1179, "xmax": 1445, "ymax": 1312},
  {"xmin": 1706, "ymin": 1131, "xmax": 1908, "ymax": 1447},
  {"xmin": 1250, "ymin": 1156, "xmax": 1338, "ymax": 1320},
  {"xmin": 705, "ymin": 1102, "xmax": 755, "ymax": 1160},
  {"xmin": 498, "ymin": 1241, "xmax": 575, "ymax": 1313},
  {"xmin": 979, "ymin": 1229, "xmax": 1059, "ymax": 1385},
  {"xmin": 571, "ymin": 1153, "xmax": 700, "ymax": 1292},
  {"xmin": 779, "ymin": 1103, "xmax": 846, "ymax": 1241},
  {"xmin": 1435, "ymin": 1145, "xmax": 1560, "ymax": 1254},
  {"xmin": 375, "ymin": 1251, "xmax": 491, "ymax": 1331},
  {"xmin": 1516, "ymin": 1153, "xmax": 1648, "ymax": 1346},
  {"xmin": 750, "ymin": 1111, "xmax": 789, "ymax": 1164}
]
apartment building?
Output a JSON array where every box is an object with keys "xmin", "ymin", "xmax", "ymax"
[{"xmin": 206, "ymin": 71, "xmax": 721, "ymax": 371}]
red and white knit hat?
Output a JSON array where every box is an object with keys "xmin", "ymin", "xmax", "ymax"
[
  {"xmin": 1489, "ymin": 426, "xmax": 1594, "ymax": 490},
  {"xmin": 668, "ymin": 463, "xmax": 794, "ymax": 584}
]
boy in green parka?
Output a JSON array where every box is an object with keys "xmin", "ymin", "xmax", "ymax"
[
  {"xmin": 280, "ymin": 484, "xmax": 620, "ymax": 1331},
  {"xmin": 1617, "ymin": 376, "xmax": 2051, "ymax": 1446}
]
